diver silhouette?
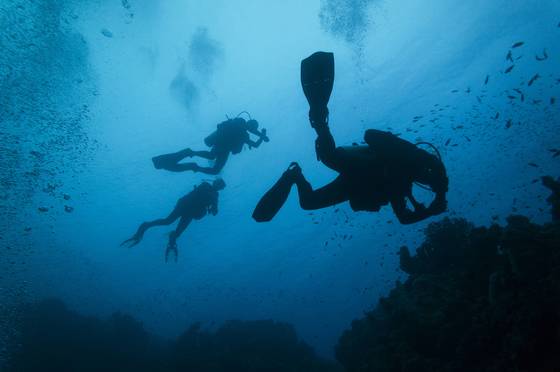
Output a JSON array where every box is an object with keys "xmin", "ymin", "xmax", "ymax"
[
  {"xmin": 152, "ymin": 114, "xmax": 269, "ymax": 175},
  {"xmin": 253, "ymin": 52, "xmax": 448, "ymax": 224},
  {"xmin": 121, "ymin": 179, "xmax": 226, "ymax": 262}
]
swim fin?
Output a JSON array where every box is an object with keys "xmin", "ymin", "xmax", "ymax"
[
  {"xmin": 152, "ymin": 148, "xmax": 192, "ymax": 170},
  {"xmin": 252, "ymin": 163, "xmax": 299, "ymax": 222},
  {"xmin": 301, "ymin": 52, "xmax": 334, "ymax": 109}
]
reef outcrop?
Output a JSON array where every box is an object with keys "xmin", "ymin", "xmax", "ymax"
[
  {"xmin": 6, "ymin": 299, "xmax": 340, "ymax": 372},
  {"xmin": 336, "ymin": 177, "xmax": 560, "ymax": 372}
]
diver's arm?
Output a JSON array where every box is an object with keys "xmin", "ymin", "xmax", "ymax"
[
  {"xmin": 391, "ymin": 196, "xmax": 432, "ymax": 225},
  {"xmin": 246, "ymin": 137, "xmax": 264, "ymax": 149},
  {"xmin": 208, "ymin": 198, "xmax": 218, "ymax": 216},
  {"xmin": 426, "ymin": 191, "xmax": 447, "ymax": 216},
  {"xmin": 248, "ymin": 127, "xmax": 269, "ymax": 141}
]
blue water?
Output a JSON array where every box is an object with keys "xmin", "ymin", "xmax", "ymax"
[{"xmin": 1, "ymin": 0, "xmax": 559, "ymax": 362}]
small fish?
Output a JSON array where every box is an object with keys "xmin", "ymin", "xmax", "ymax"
[
  {"xmin": 484, "ymin": 75, "xmax": 489, "ymax": 85},
  {"xmin": 451, "ymin": 89, "xmax": 459, "ymax": 93},
  {"xmin": 512, "ymin": 41, "xmax": 525, "ymax": 48},
  {"xmin": 507, "ymin": 95, "xmax": 516, "ymax": 100},
  {"xmin": 494, "ymin": 112, "xmax": 500, "ymax": 120},
  {"xmin": 528, "ymin": 162, "xmax": 538, "ymax": 168},
  {"xmin": 528, "ymin": 74, "xmax": 540, "ymax": 86},
  {"xmin": 535, "ymin": 49, "xmax": 548, "ymax": 61},
  {"xmin": 505, "ymin": 119, "xmax": 512, "ymax": 129},
  {"xmin": 504, "ymin": 65, "xmax": 515, "ymax": 74},
  {"xmin": 476, "ymin": 96, "xmax": 482, "ymax": 103},
  {"xmin": 551, "ymin": 97, "xmax": 556, "ymax": 105},
  {"xmin": 464, "ymin": 135, "xmax": 471, "ymax": 142},
  {"xmin": 521, "ymin": 93, "xmax": 525, "ymax": 102},
  {"xmin": 465, "ymin": 87, "xmax": 471, "ymax": 94},
  {"xmin": 549, "ymin": 149, "xmax": 560, "ymax": 158},
  {"xmin": 445, "ymin": 139, "xmax": 451, "ymax": 146},
  {"xmin": 513, "ymin": 88, "xmax": 522, "ymax": 94},
  {"xmin": 506, "ymin": 51, "xmax": 513, "ymax": 62},
  {"xmin": 532, "ymin": 99, "xmax": 541, "ymax": 105},
  {"xmin": 101, "ymin": 29, "xmax": 113, "ymax": 38},
  {"xmin": 38, "ymin": 206, "xmax": 49, "ymax": 213}
]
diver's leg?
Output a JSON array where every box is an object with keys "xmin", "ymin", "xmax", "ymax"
[
  {"xmin": 311, "ymin": 112, "xmax": 346, "ymax": 173},
  {"xmin": 136, "ymin": 210, "xmax": 181, "ymax": 238},
  {"xmin": 166, "ymin": 216, "xmax": 192, "ymax": 262},
  {"xmin": 187, "ymin": 150, "xmax": 229, "ymax": 175},
  {"xmin": 169, "ymin": 216, "xmax": 192, "ymax": 246},
  {"xmin": 294, "ymin": 172, "xmax": 349, "ymax": 210},
  {"xmin": 190, "ymin": 148, "xmax": 217, "ymax": 160},
  {"xmin": 122, "ymin": 209, "xmax": 181, "ymax": 246}
]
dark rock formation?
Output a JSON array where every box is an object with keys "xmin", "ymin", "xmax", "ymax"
[
  {"xmin": 336, "ymin": 178, "xmax": 560, "ymax": 372},
  {"xmin": 6, "ymin": 299, "xmax": 341, "ymax": 372}
]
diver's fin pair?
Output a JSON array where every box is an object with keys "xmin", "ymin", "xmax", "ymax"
[
  {"xmin": 152, "ymin": 148, "xmax": 192, "ymax": 170},
  {"xmin": 301, "ymin": 52, "xmax": 335, "ymax": 110},
  {"xmin": 253, "ymin": 53, "xmax": 334, "ymax": 222},
  {"xmin": 252, "ymin": 163, "xmax": 300, "ymax": 222}
]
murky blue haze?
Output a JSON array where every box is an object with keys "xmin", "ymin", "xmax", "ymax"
[{"xmin": 1, "ymin": 0, "xmax": 559, "ymax": 366}]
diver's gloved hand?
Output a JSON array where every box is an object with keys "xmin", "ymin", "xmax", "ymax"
[
  {"xmin": 260, "ymin": 128, "xmax": 270, "ymax": 142},
  {"xmin": 309, "ymin": 106, "xmax": 329, "ymax": 128},
  {"xmin": 427, "ymin": 194, "xmax": 447, "ymax": 216},
  {"xmin": 165, "ymin": 242, "xmax": 178, "ymax": 263}
]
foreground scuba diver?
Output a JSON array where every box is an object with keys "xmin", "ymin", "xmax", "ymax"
[
  {"xmin": 152, "ymin": 114, "xmax": 269, "ymax": 175},
  {"xmin": 253, "ymin": 52, "xmax": 448, "ymax": 224},
  {"xmin": 121, "ymin": 179, "xmax": 226, "ymax": 262}
]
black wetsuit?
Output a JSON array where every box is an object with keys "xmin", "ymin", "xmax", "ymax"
[
  {"xmin": 294, "ymin": 122, "xmax": 419, "ymax": 212},
  {"xmin": 153, "ymin": 118, "xmax": 263, "ymax": 175},
  {"xmin": 175, "ymin": 182, "xmax": 219, "ymax": 219},
  {"xmin": 123, "ymin": 182, "xmax": 219, "ymax": 250}
]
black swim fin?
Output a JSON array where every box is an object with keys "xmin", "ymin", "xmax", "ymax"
[
  {"xmin": 301, "ymin": 52, "xmax": 334, "ymax": 109},
  {"xmin": 252, "ymin": 164, "xmax": 299, "ymax": 222}
]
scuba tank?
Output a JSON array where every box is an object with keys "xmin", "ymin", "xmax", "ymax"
[
  {"xmin": 204, "ymin": 130, "xmax": 218, "ymax": 147},
  {"xmin": 204, "ymin": 116, "xmax": 248, "ymax": 148}
]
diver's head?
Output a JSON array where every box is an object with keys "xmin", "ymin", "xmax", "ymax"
[
  {"xmin": 246, "ymin": 119, "xmax": 259, "ymax": 131},
  {"xmin": 415, "ymin": 154, "xmax": 448, "ymax": 194},
  {"xmin": 212, "ymin": 178, "xmax": 226, "ymax": 191}
]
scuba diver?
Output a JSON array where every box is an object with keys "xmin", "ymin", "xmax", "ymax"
[
  {"xmin": 152, "ymin": 113, "xmax": 269, "ymax": 175},
  {"xmin": 121, "ymin": 179, "xmax": 226, "ymax": 262},
  {"xmin": 253, "ymin": 52, "xmax": 448, "ymax": 224}
]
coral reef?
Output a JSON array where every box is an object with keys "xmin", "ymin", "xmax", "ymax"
[
  {"xmin": 336, "ymin": 178, "xmax": 560, "ymax": 372},
  {"xmin": 5, "ymin": 299, "xmax": 340, "ymax": 372}
]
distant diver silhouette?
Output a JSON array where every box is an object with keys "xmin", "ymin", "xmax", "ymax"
[
  {"xmin": 253, "ymin": 52, "xmax": 448, "ymax": 224},
  {"xmin": 152, "ymin": 113, "xmax": 269, "ymax": 175},
  {"xmin": 121, "ymin": 179, "xmax": 226, "ymax": 262}
]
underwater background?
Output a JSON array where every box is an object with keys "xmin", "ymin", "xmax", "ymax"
[{"xmin": 1, "ymin": 0, "xmax": 559, "ymax": 371}]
